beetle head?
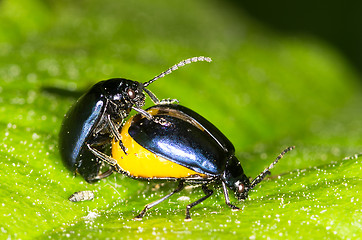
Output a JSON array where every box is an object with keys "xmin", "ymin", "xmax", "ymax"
[
  {"xmin": 122, "ymin": 80, "xmax": 146, "ymax": 108},
  {"xmin": 223, "ymin": 156, "xmax": 251, "ymax": 200},
  {"xmin": 101, "ymin": 79, "xmax": 146, "ymax": 109},
  {"xmin": 224, "ymin": 147, "xmax": 295, "ymax": 200}
]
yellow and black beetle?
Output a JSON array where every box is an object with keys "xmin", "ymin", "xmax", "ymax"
[{"xmin": 88, "ymin": 104, "xmax": 294, "ymax": 221}]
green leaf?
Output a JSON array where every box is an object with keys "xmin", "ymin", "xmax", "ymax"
[{"xmin": 0, "ymin": 0, "xmax": 361, "ymax": 239}]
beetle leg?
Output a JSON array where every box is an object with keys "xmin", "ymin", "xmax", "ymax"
[
  {"xmin": 79, "ymin": 136, "xmax": 115, "ymax": 181},
  {"xmin": 158, "ymin": 98, "xmax": 179, "ymax": 105},
  {"xmin": 106, "ymin": 114, "xmax": 122, "ymax": 142},
  {"xmin": 131, "ymin": 106, "xmax": 153, "ymax": 120},
  {"xmin": 134, "ymin": 180, "xmax": 185, "ymax": 220},
  {"xmin": 86, "ymin": 144, "xmax": 122, "ymax": 173},
  {"xmin": 143, "ymin": 87, "xmax": 179, "ymax": 105},
  {"xmin": 184, "ymin": 184, "xmax": 214, "ymax": 221},
  {"xmin": 222, "ymin": 181, "xmax": 240, "ymax": 211},
  {"xmin": 143, "ymin": 88, "xmax": 160, "ymax": 104},
  {"xmin": 132, "ymin": 105, "xmax": 172, "ymax": 127},
  {"xmin": 105, "ymin": 115, "xmax": 128, "ymax": 155},
  {"xmin": 92, "ymin": 168, "xmax": 114, "ymax": 180},
  {"xmin": 118, "ymin": 141, "xmax": 128, "ymax": 155}
]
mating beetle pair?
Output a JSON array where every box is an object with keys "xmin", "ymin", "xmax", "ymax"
[
  {"xmin": 59, "ymin": 56, "xmax": 211, "ymax": 182},
  {"xmin": 59, "ymin": 57, "xmax": 294, "ymax": 220}
]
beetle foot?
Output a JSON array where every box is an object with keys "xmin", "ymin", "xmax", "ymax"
[
  {"xmin": 184, "ymin": 210, "xmax": 192, "ymax": 222},
  {"xmin": 153, "ymin": 117, "xmax": 172, "ymax": 127},
  {"xmin": 134, "ymin": 209, "xmax": 147, "ymax": 220},
  {"xmin": 133, "ymin": 216, "xmax": 143, "ymax": 221},
  {"xmin": 227, "ymin": 203, "xmax": 240, "ymax": 211},
  {"xmin": 231, "ymin": 207, "xmax": 241, "ymax": 212},
  {"xmin": 133, "ymin": 212, "xmax": 145, "ymax": 221},
  {"xmin": 119, "ymin": 141, "xmax": 128, "ymax": 155},
  {"xmin": 159, "ymin": 98, "xmax": 179, "ymax": 105}
]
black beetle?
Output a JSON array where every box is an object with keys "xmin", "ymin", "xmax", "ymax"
[
  {"xmin": 89, "ymin": 104, "xmax": 295, "ymax": 220},
  {"xmin": 59, "ymin": 57, "xmax": 212, "ymax": 182}
]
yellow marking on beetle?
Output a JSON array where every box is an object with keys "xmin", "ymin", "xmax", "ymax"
[{"xmin": 112, "ymin": 115, "xmax": 207, "ymax": 179}]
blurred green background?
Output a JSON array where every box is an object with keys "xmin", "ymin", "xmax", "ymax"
[{"xmin": 0, "ymin": 0, "xmax": 361, "ymax": 239}]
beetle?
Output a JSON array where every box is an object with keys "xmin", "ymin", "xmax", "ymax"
[
  {"xmin": 88, "ymin": 104, "xmax": 295, "ymax": 220},
  {"xmin": 59, "ymin": 57, "xmax": 212, "ymax": 182}
]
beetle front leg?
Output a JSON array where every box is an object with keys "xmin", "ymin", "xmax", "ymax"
[
  {"xmin": 105, "ymin": 114, "xmax": 127, "ymax": 155},
  {"xmin": 222, "ymin": 181, "xmax": 240, "ymax": 211},
  {"xmin": 105, "ymin": 114, "xmax": 122, "ymax": 141},
  {"xmin": 143, "ymin": 88, "xmax": 179, "ymax": 105},
  {"xmin": 132, "ymin": 106, "xmax": 172, "ymax": 127},
  {"xmin": 158, "ymin": 98, "xmax": 179, "ymax": 105},
  {"xmin": 131, "ymin": 106, "xmax": 153, "ymax": 120},
  {"xmin": 143, "ymin": 88, "xmax": 160, "ymax": 104}
]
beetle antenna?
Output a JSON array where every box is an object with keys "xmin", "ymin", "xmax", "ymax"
[
  {"xmin": 250, "ymin": 146, "xmax": 295, "ymax": 190},
  {"xmin": 143, "ymin": 56, "xmax": 212, "ymax": 87}
]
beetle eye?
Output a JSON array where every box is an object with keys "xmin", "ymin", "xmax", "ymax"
[
  {"xmin": 237, "ymin": 183, "xmax": 245, "ymax": 194},
  {"xmin": 127, "ymin": 88, "xmax": 136, "ymax": 99}
]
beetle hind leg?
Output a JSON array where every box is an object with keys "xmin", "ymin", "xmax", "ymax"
[
  {"xmin": 134, "ymin": 180, "xmax": 185, "ymax": 220},
  {"xmin": 184, "ymin": 184, "xmax": 214, "ymax": 221}
]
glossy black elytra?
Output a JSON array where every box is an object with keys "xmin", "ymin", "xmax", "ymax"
[
  {"xmin": 88, "ymin": 104, "xmax": 295, "ymax": 221},
  {"xmin": 59, "ymin": 57, "xmax": 212, "ymax": 182}
]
